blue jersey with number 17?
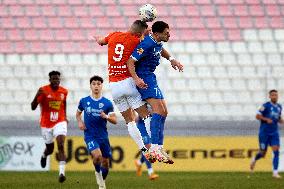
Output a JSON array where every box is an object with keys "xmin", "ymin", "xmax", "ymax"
[{"xmin": 130, "ymin": 35, "xmax": 164, "ymax": 100}]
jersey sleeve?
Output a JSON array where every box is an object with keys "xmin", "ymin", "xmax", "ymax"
[
  {"xmin": 107, "ymin": 101, "xmax": 115, "ymax": 115},
  {"xmin": 130, "ymin": 39, "xmax": 149, "ymax": 61},
  {"xmin": 257, "ymin": 103, "xmax": 266, "ymax": 115},
  {"xmin": 77, "ymin": 99, "xmax": 84, "ymax": 112},
  {"xmin": 36, "ymin": 87, "xmax": 44, "ymax": 103},
  {"xmin": 104, "ymin": 32, "xmax": 116, "ymax": 44}
]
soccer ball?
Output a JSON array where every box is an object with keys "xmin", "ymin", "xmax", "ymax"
[{"xmin": 139, "ymin": 4, "xmax": 157, "ymax": 22}]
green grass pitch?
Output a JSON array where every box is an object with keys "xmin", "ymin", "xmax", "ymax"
[{"xmin": 0, "ymin": 171, "xmax": 284, "ymax": 189}]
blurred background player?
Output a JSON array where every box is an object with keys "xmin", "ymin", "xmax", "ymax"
[
  {"xmin": 250, "ymin": 89, "xmax": 283, "ymax": 179},
  {"xmin": 135, "ymin": 116, "xmax": 159, "ymax": 180},
  {"xmin": 76, "ymin": 75, "xmax": 117, "ymax": 189},
  {"xmin": 31, "ymin": 70, "xmax": 68, "ymax": 183},
  {"xmin": 127, "ymin": 21, "xmax": 183, "ymax": 163},
  {"xmin": 94, "ymin": 20, "xmax": 160, "ymax": 161}
]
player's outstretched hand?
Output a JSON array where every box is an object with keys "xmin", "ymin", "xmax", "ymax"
[
  {"xmin": 170, "ymin": 59, "xmax": 183, "ymax": 72},
  {"xmin": 134, "ymin": 77, "xmax": 148, "ymax": 89},
  {"xmin": 78, "ymin": 121, "xmax": 86, "ymax": 130},
  {"xmin": 266, "ymin": 118, "xmax": 273, "ymax": 124}
]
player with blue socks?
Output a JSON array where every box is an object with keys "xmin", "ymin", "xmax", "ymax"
[
  {"xmin": 127, "ymin": 21, "xmax": 183, "ymax": 163},
  {"xmin": 250, "ymin": 89, "xmax": 283, "ymax": 178},
  {"xmin": 76, "ymin": 75, "xmax": 117, "ymax": 188}
]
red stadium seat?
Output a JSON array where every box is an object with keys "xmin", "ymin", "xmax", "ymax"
[
  {"xmin": 18, "ymin": 0, "xmax": 34, "ymax": 5},
  {"xmin": 79, "ymin": 17, "xmax": 95, "ymax": 28},
  {"xmin": 265, "ymin": 5, "xmax": 281, "ymax": 16},
  {"xmin": 30, "ymin": 42, "xmax": 45, "ymax": 53},
  {"xmin": 169, "ymin": 5, "xmax": 185, "ymax": 17},
  {"xmin": 41, "ymin": 5, "xmax": 57, "ymax": 16},
  {"xmin": 0, "ymin": 42, "xmax": 13, "ymax": 53},
  {"xmin": 47, "ymin": 17, "xmax": 63, "ymax": 28},
  {"xmin": 16, "ymin": 17, "xmax": 31, "ymax": 28},
  {"xmin": 0, "ymin": 30, "xmax": 7, "ymax": 41},
  {"xmin": 0, "ymin": 5, "xmax": 9, "ymax": 16},
  {"xmin": 50, "ymin": 0, "xmax": 66, "ymax": 5},
  {"xmin": 69, "ymin": 29, "xmax": 86, "ymax": 41},
  {"xmin": 1, "ymin": 17, "xmax": 15, "ymax": 28},
  {"xmin": 7, "ymin": 29, "xmax": 23, "ymax": 41},
  {"xmin": 233, "ymin": 5, "xmax": 249, "ymax": 16},
  {"xmin": 248, "ymin": 5, "xmax": 265, "ymax": 16},
  {"xmin": 175, "ymin": 17, "xmax": 190, "ymax": 29},
  {"xmin": 61, "ymin": 42, "xmax": 77, "ymax": 53},
  {"xmin": 54, "ymin": 29, "xmax": 70, "ymax": 41},
  {"xmin": 245, "ymin": 0, "xmax": 259, "ymax": 5},
  {"xmin": 263, "ymin": 0, "xmax": 277, "ymax": 4},
  {"xmin": 223, "ymin": 17, "xmax": 238, "ymax": 28},
  {"xmin": 269, "ymin": 17, "xmax": 284, "ymax": 28},
  {"xmin": 88, "ymin": 6, "xmax": 105, "ymax": 16},
  {"xmin": 111, "ymin": 17, "xmax": 127, "ymax": 29},
  {"xmin": 25, "ymin": 5, "xmax": 41, "ymax": 16},
  {"xmin": 227, "ymin": 29, "xmax": 242, "ymax": 41},
  {"xmin": 73, "ymin": 6, "xmax": 89, "ymax": 17},
  {"xmin": 238, "ymin": 16, "xmax": 253, "ymax": 28},
  {"xmin": 105, "ymin": 5, "xmax": 122, "ymax": 16},
  {"xmin": 185, "ymin": 5, "xmax": 200, "ymax": 16},
  {"xmin": 83, "ymin": 0, "xmax": 100, "ymax": 5},
  {"xmin": 67, "ymin": 0, "xmax": 83, "ymax": 5},
  {"xmin": 217, "ymin": 5, "xmax": 233, "ymax": 16},
  {"xmin": 32, "ymin": 17, "xmax": 47, "ymax": 28},
  {"xmin": 200, "ymin": 5, "xmax": 215, "ymax": 16},
  {"xmin": 213, "ymin": 0, "xmax": 229, "ymax": 5},
  {"xmin": 46, "ymin": 42, "xmax": 61, "ymax": 53},
  {"xmin": 190, "ymin": 17, "xmax": 205, "ymax": 29},
  {"xmin": 254, "ymin": 17, "xmax": 268, "ymax": 28},
  {"xmin": 195, "ymin": 0, "xmax": 211, "ymax": 4},
  {"xmin": 95, "ymin": 17, "xmax": 111, "ymax": 28},
  {"xmin": 23, "ymin": 29, "xmax": 39, "ymax": 40},
  {"xmin": 9, "ymin": 5, "xmax": 25, "ymax": 16},
  {"xmin": 14, "ymin": 41, "xmax": 28, "ymax": 53},
  {"xmin": 64, "ymin": 17, "xmax": 80, "ymax": 28},
  {"xmin": 57, "ymin": 5, "xmax": 73, "ymax": 16},
  {"xmin": 211, "ymin": 29, "xmax": 226, "ymax": 41},
  {"xmin": 205, "ymin": 17, "xmax": 222, "ymax": 29},
  {"xmin": 2, "ymin": 0, "xmax": 17, "ymax": 5},
  {"xmin": 39, "ymin": 29, "xmax": 54, "ymax": 41},
  {"xmin": 155, "ymin": 5, "xmax": 169, "ymax": 16},
  {"xmin": 118, "ymin": 0, "xmax": 134, "ymax": 5},
  {"xmin": 122, "ymin": 5, "xmax": 138, "ymax": 16},
  {"xmin": 195, "ymin": 29, "xmax": 211, "ymax": 41}
]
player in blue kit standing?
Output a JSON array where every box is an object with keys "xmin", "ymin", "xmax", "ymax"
[
  {"xmin": 127, "ymin": 21, "xmax": 183, "ymax": 163},
  {"xmin": 250, "ymin": 89, "xmax": 283, "ymax": 178},
  {"xmin": 76, "ymin": 75, "xmax": 117, "ymax": 189}
]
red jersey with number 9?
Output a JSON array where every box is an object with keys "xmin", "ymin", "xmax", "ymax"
[
  {"xmin": 104, "ymin": 31, "xmax": 140, "ymax": 82},
  {"xmin": 37, "ymin": 85, "xmax": 68, "ymax": 128}
]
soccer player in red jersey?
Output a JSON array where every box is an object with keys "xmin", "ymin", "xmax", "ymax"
[
  {"xmin": 31, "ymin": 70, "xmax": 68, "ymax": 183},
  {"xmin": 94, "ymin": 20, "xmax": 165, "ymax": 161}
]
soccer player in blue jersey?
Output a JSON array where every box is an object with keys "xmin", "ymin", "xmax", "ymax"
[
  {"xmin": 250, "ymin": 89, "xmax": 283, "ymax": 178},
  {"xmin": 127, "ymin": 21, "xmax": 183, "ymax": 163},
  {"xmin": 76, "ymin": 75, "xmax": 117, "ymax": 189}
]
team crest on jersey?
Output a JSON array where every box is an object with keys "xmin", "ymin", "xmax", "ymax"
[
  {"xmin": 99, "ymin": 103, "xmax": 104, "ymax": 108},
  {"xmin": 60, "ymin": 93, "xmax": 64, "ymax": 100},
  {"xmin": 153, "ymin": 47, "xmax": 161, "ymax": 57},
  {"xmin": 137, "ymin": 48, "xmax": 144, "ymax": 55},
  {"xmin": 87, "ymin": 102, "xmax": 90, "ymax": 106},
  {"xmin": 47, "ymin": 94, "xmax": 52, "ymax": 98}
]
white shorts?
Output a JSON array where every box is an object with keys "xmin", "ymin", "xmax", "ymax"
[
  {"xmin": 41, "ymin": 121, "xmax": 67, "ymax": 144},
  {"xmin": 109, "ymin": 77, "xmax": 146, "ymax": 112}
]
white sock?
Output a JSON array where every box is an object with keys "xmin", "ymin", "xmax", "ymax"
[
  {"xmin": 273, "ymin": 170, "xmax": 278, "ymax": 175},
  {"xmin": 158, "ymin": 145, "xmax": 163, "ymax": 149},
  {"xmin": 137, "ymin": 159, "xmax": 142, "ymax": 165},
  {"xmin": 148, "ymin": 168, "xmax": 153, "ymax": 176},
  {"xmin": 42, "ymin": 154, "xmax": 46, "ymax": 158},
  {"xmin": 127, "ymin": 121, "xmax": 146, "ymax": 150},
  {"xmin": 150, "ymin": 144, "xmax": 158, "ymax": 151},
  {"xmin": 59, "ymin": 161, "xmax": 66, "ymax": 175},
  {"xmin": 143, "ymin": 116, "xmax": 151, "ymax": 137}
]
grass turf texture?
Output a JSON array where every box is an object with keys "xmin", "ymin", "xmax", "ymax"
[{"xmin": 0, "ymin": 171, "xmax": 284, "ymax": 189}]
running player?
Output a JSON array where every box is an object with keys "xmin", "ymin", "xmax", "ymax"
[
  {"xmin": 250, "ymin": 89, "xmax": 283, "ymax": 178},
  {"xmin": 31, "ymin": 70, "xmax": 68, "ymax": 183},
  {"xmin": 94, "ymin": 20, "xmax": 163, "ymax": 161},
  {"xmin": 76, "ymin": 75, "xmax": 117, "ymax": 189},
  {"xmin": 127, "ymin": 21, "xmax": 183, "ymax": 163}
]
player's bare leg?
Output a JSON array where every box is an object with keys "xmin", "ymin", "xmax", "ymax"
[
  {"xmin": 91, "ymin": 149, "xmax": 105, "ymax": 189},
  {"xmin": 56, "ymin": 135, "xmax": 66, "ymax": 183},
  {"xmin": 250, "ymin": 150, "xmax": 266, "ymax": 172},
  {"xmin": 41, "ymin": 143, "xmax": 54, "ymax": 168}
]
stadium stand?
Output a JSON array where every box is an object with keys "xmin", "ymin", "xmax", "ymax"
[{"xmin": 0, "ymin": 0, "xmax": 283, "ymax": 121}]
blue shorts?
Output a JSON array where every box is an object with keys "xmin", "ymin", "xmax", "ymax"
[
  {"xmin": 137, "ymin": 74, "xmax": 164, "ymax": 100},
  {"xmin": 258, "ymin": 132, "xmax": 280, "ymax": 150},
  {"xmin": 84, "ymin": 137, "xmax": 112, "ymax": 158}
]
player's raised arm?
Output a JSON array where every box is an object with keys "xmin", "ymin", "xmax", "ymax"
[
  {"xmin": 31, "ymin": 87, "xmax": 43, "ymax": 110},
  {"xmin": 161, "ymin": 47, "xmax": 184, "ymax": 72},
  {"xmin": 93, "ymin": 35, "xmax": 107, "ymax": 46},
  {"xmin": 127, "ymin": 57, "xmax": 148, "ymax": 89}
]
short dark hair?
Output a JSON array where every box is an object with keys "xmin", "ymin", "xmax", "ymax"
[
  {"xmin": 49, "ymin": 70, "xmax": 60, "ymax": 78},
  {"xmin": 152, "ymin": 21, "xmax": 169, "ymax": 33},
  {"xmin": 133, "ymin": 20, "xmax": 148, "ymax": 29},
  {"xmin": 90, "ymin": 75, "xmax": 103, "ymax": 84},
  {"xmin": 269, "ymin": 89, "xmax": 278, "ymax": 94}
]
